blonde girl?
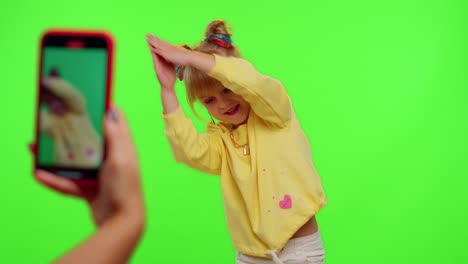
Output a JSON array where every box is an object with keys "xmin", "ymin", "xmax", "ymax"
[{"xmin": 147, "ymin": 20, "xmax": 327, "ymax": 264}]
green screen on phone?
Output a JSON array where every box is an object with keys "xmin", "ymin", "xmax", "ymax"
[{"xmin": 39, "ymin": 47, "xmax": 107, "ymax": 168}]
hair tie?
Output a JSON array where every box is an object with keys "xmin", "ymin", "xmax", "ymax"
[
  {"xmin": 175, "ymin": 65, "xmax": 184, "ymax": 81},
  {"xmin": 175, "ymin": 45, "xmax": 192, "ymax": 81},
  {"xmin": 206, "ymin": 34, "xmax": 233, "ymax": 44},
  {"xmin": 206, "ymin": 34, "xmax": 233, "ymax": 48},
  {"xmin": 209, "ymin": 38, "xmax": 232, "ymax": 48}
]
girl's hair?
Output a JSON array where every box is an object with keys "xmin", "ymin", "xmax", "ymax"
[{"xmin": 183, "ymin": 20, "xmax": 241, "ymax": 119}]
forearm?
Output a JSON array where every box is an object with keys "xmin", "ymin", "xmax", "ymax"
[
  {"xmin": 55, "ymin": 210, "xmax": 144, "ymax": 264},
  {"xmin": 187, "ymin": 51, "xmax": 215, "ymax": 73},
  {"xmin": 161, "ymin": 89, "xmax": 180, "ymax": 114},
  {"xmin": 163, "ymin": 108, "xmax": 222, "ymax": 174},
  {"xmin": 40, "ymin": 110, "xmax": 53, "ymax": 135},
  {"xmin": 56, "ymin": 87, "xmax": 86, "ymax": 114}
]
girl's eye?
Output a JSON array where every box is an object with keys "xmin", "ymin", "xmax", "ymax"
[{"xmin": 204, "ymin": 97, "xmax": 215, "ymax": 104}]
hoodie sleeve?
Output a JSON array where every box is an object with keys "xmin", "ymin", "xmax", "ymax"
[
  {"xmin": 163, "ymin": 106, "xmax": 223, "ymax": 175},
  {"xmin": 40, "ymin": 109, "xmax": 54, "ymax": 135},
  {"xmin": 208, "ymin": 55, "xmax": 292, "ymax": 128},
  {"xmin": 46, "ymin": 77, "xmax": 86, "ymax": 114}
]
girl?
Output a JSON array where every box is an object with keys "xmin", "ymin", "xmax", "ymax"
[
  {"xmin": 147, "ymin": 20, "xmax": 327, "ymax": 264},
  {"xmin": 40, "ymin": 68, "xmax": 102, "ymax": 167}
]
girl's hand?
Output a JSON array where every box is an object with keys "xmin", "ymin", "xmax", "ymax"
[
  {"xmin": 148, "ymin": 48, "xmax": 176, "ymax": 91},
  {"xmin": 147, "ymin": 34, "xmax": 193, "ymax": 67},
  {"xmin": 147, "ymin": 34, "xmax": 178, "ymax": 90},
  {"xmin": 147, "ymin": 33, "xmax": 215, "ymax": 78}
]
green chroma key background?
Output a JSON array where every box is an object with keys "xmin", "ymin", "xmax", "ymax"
[{"xmin": 2, "ymin": 0, "xmax": 467, "ymax": 263}]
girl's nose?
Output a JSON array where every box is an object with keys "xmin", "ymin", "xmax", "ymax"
[{"xmin": 217, "ymin": 97, "xmax": 230, "ymax": 110}]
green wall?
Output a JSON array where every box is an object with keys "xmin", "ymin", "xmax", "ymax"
[{"xmin": 2, "ymin": 0, "xmax": 467, "ymax": 263}]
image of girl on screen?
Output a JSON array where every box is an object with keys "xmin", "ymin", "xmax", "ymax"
[{"xmin": 39, "ymin": 67, "xmax": 102, "ymax": 168}]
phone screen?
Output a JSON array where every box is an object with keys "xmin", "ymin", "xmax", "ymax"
[{"xmin": 36, "ymin": 33, "xmax": 112, "ymax": 179}]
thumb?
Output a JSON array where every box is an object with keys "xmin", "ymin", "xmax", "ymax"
[{"xmin": 103, "ymin": 107, "xmax": 133, "ymax": 158}]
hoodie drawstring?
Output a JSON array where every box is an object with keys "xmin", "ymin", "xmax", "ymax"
[{"xmin": 265, "ymin": 249, "xmax": 284, "ymax": 264}]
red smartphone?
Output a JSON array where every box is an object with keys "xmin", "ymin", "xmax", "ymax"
[{"xmin": 34, "ymin": 29, "xmax": 114, "ymax": 182}]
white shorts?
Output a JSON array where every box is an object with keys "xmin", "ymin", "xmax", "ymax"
[{"xmin": 235, "ymin": 231, "xmax": 325, "ymax": 264}]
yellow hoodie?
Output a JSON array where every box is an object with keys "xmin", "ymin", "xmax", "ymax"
[
  {"xmin": 163, "ymin": 55, "xmax": 327, "ymax": 257},
  {"xmin": 40, "ymin": 76, "xmax": 101, "ymax": 168}
]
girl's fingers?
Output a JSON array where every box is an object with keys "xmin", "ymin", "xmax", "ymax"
[
  {"xmin": 157, "ymin": 54, "xmax": 176, "ymax": 72},
  {"xmin": 146, "ymin": 34, "xmax": 159, "ymax": 48},
  {"xmin": 148, "ymin": 34, "xmax": 159, "ymax": 43},
  {"xmin": 148, "ymin": 41, "xmax": 156, "ymax": 50},
  {"xmin": 147, "ymin": 40, "xmax": 157, "ymax": 51},
  {"xmin": 149, "ymin": 44, "xmax": 163, "ymax": 58},
  {"xmin": 153, "ymin": 53, "xmax": 163, "ymax": 72},
  {"xmin": 145, "ymin": 33, "xmax": 153, "ymax": 40}
]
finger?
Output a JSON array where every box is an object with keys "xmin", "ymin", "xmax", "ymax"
[
  {"xmin": 154, "ymin": 53, "xmax": 175, "ymax": 70},
  {"xmin": 150, "ymin": 47, "xmax": 161, "ymax": 56},
  {"xmin": 150, "ymin": 46, "xmax": 166, "ymax": 59},
  {"xmin": 147, "ymin": 34, "xmax": 159, "ymax": 44},
  {"xmin": 152, "ymin": 52, "xmax": 163, "ymax": 74},
  {"xmin": 34, "ymin": 170, "xmax": 84, "ymax": 197},
  {"xmin": 153, "ymin": 53, "xmax": 172, "ymax": 76},
  {"xmin": 103, "ymin": 107, "xmax": 135, "ymax": 158},
  {"xmin": 148, "ymin": 40, "xmax": 157, "ymax": 50},
  {"xmin": 146, "ymin": 33, "xmax": 153, "ymax": 42},
  {"xmin": 146, "ymin": 34, "xmax": 159, "ymax": 48}
]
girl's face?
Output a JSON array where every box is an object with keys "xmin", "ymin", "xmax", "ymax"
[
  {"xmin": 41, "ymin": 75, "xmax": 69, "ymax": 116},
  {"xmin": 199, "ymin": 85, "xmax": 250, "ymax": 126},
  {"xmin": 43, "ymin": 89, "xmax": 68, "ymax": 116}
]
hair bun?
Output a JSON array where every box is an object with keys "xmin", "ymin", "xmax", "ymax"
[{"xmin": 204, "ymin": 20, "xmax": 231, "ymax": 37}]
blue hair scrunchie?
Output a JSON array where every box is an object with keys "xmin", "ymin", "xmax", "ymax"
[{"xmin": 206, "ymin": 34, "xmax": 233, "ymax": 44}]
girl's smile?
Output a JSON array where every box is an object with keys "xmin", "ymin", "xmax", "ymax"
[
  {"xmin": 224, "ymin": 104, "xmax": 240, "ymax": 116},
  {"xmin": 200, "ymin": 85, "xmax": 250, "ymax": 125}
]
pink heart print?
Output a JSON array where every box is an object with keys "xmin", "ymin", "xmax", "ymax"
[
  {"xmin": 279, "ymin": 194, "xmax": 292, "ymax": 209},
  {"xmin": 86, "ymin": 148, "xmax": 95, "ymax": 156}
]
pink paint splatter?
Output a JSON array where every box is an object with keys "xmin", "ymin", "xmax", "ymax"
[
  {"xmin": 86, "ymin": 148, "xmax": 95, "ymax": 156},
  {"xmin": 279, "ymin": 194, "xmax": 292, "ymax": 209},
  {"xmin": 67, "ymin": 153, "xmax": 74, "ymax": 160}
]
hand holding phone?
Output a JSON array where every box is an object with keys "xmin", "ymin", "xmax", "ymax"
[
  {"xmin": 33, "ymin": 108, "xmax": 145, "ymax": 264},
  {"xmin": 34, "ymin": 30, "xmax": 114, "ymax": 181}
]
